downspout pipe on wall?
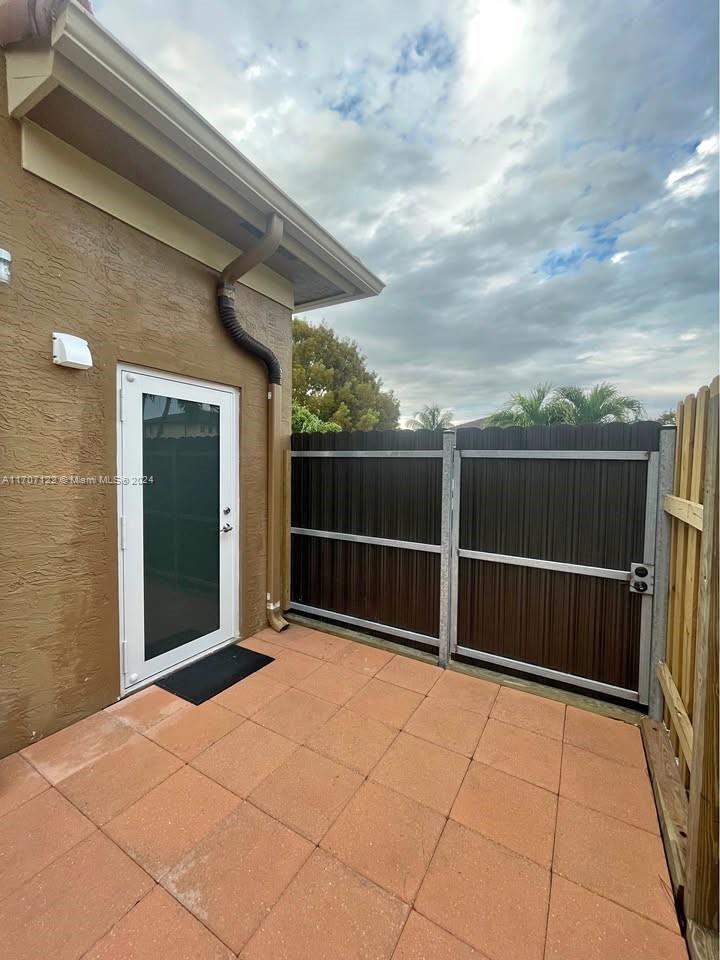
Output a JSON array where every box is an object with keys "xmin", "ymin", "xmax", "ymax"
[{"xmin": 217, "ymin": 214, "xmax": 289, "ymax": 632}]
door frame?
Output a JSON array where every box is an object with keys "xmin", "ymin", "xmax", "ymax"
[{"xmin": 116, "ymin": 363, "xmax": 240, "ymax": 696}]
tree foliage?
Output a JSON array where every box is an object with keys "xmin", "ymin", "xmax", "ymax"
[
  {"xmin": 487, "ymin": 382, "xmax": 645, "ymax": 427},
  {"xmin": 406, "ymin": 404, "xmax": 454, "ymax": 431},
  {"xmin": 292, "ymin": 318, "xmax": 400, "ymax": 431},
  {"xmin": 553, "ymin": 383, "xmax": 645, "ymax": 424},
  {"xmin": 291, "ymin": 401, "xmax": 341, "ymax": 433},
  {"xmin": 486, "ymin": 383, "xmax": 566, "ymax": 427}
]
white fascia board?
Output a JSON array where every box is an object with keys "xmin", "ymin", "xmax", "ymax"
[{"xmin": 49, "ymin": 1, "xmax": 384, "ymax": 303}]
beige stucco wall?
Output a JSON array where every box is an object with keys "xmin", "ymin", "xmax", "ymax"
[{"xmin": 0, "ymin": 57, "xmax": 292, "ymax": 757}]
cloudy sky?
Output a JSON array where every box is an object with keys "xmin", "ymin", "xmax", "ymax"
[{"xmin": 96, "ymin": 0, "xmax": 718, "ymax": 422}]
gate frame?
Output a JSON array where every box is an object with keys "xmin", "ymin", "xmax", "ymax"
[{"xmin": 440, "ymin": 440, "xmax": 672, "ymax": 705}]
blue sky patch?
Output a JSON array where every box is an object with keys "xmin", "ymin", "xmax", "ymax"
[
  {"xmin": 395, "ymin": 23, "xmax": 455, "ymax": 74},
  {"xmin": 330, "ymin": 91, "xmax": 365, "ymax": 121},
  {"xmin": 539, "ymin": 220, "xmax": 620, "ymax": 276}
]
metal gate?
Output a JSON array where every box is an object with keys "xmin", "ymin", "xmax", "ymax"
[{"xmin": 290, "ymin": 423, "xmax": 674, "ymax": 705}]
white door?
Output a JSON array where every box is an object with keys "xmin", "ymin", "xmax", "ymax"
[{"xmin": 118, "ymin": 366, "xmax": 239, "ymax": 690}]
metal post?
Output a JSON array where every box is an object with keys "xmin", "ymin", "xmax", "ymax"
[
  {"xmin": 648, "ymin": 428, "xmax": 677, "ymax": 719},
  {"xmin": 638, "ymin": 451, "xmax": 659, "ymax": 706},
  {"xmin": 438, "ymin": 430, "xmax": 456, "ymax": 667},
  {"xmin": 449, "ymin": 450, "xmax": 461, "ymax": 658}
]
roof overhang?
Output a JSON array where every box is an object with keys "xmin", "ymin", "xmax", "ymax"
[{"xmin": 4, "ymin": 1, "xmax": 384, "ymax": 310}]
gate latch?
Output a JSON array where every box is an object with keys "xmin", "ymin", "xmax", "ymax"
[{"xmin": 629, "ymin": 562, "xmax": 654, "ymax": 595}]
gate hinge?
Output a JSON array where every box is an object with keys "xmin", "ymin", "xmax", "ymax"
[{"xmin": 629, "ymin": 562, "xmax": 654, "ymax": 595}]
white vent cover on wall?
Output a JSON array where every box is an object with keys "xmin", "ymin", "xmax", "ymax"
[{"xmin": 52, "ymin": 332, "xmax": 93, "ymax": 370}]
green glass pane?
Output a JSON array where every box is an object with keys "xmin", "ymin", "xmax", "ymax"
[{"xmin": 142, "ymin": 394, "xmax": 220, "ymax": 660}]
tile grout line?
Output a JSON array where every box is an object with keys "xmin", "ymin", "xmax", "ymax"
[
  {"xmin": 76, "ymin": 879, "xmax": 160, "ymax": 960},
  {"xmin": 0, "ymin": 816, "xmax": 98, "ymax": 907},
  {"xmin": 165, "ymin": 812, "xmax": 316, "ymax": 958},
  {"xmin": 409, "ymin": 840, "xmax": 503, "ymax": 960},
  {"xmin": 542, "ymin": 705, "xmax": 566, "ymax": 958},
  {"xmin": 60, "ymin": 738, "xmax": 188, "ymax": 827},
  {"xmin": 550, "ymin": 707, "xmax": 682, "ymax": 938},
  {"xmin": 562, "ymin": 736, "xmax": 648, "ymax": 770},
  {"xmin": 549, "ymin": 864, "xmax": 685, "ymax": 937},
  {"xmin": 555, "ymin": 792, "xmax": 663, "ymax": 838},
  {"xmin": 0, "ymin": 782, "xmax": 51, "ymax": 822}
]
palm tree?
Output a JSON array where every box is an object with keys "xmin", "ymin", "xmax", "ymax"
[
  {"xmin": 554, "ymin": 383, "xmax": 645, "ymax": 424},
  {"xmin": 406, "ymin": 404, "xmax": 454, "ymax": 431},
  {"xmin": 486, "ymin": 382, "xmax": 645, "ymax": 427},
  {"xmin": 485, "ymin": 383, "xmax": 566, "ymax": 427}
]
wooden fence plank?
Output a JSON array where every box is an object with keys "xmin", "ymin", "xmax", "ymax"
[
  {"xmin": 665, "ymin": 400, "xmax": 684, "ymax": 735},
  {"xmin": 670, "ymin": 394, "xmax": 696, "ymax": 774},
  {"xmin": 685, "ymin": 383, "xmax": 719, "ymax": 931},
  {"xmin": 681, "ymin": 387, "xmax": 708, "ymax": 729},
  {"xmin": 686, "ymin": 921, "xmax": 719, "ymax": 960},
  {"xmin": 657, "ymin": 660, "xmax": 694, "ymax": 767},
  {"xmin": 641, "ymin": 718, "xmax": 688, "ymax": 908},
  {"xmin": 665, "ymin": 494, "xmax": 704, "ymax": 531}
]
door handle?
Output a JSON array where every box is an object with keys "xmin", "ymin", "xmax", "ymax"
[{"xmin": 220, "ymin": 523, "xmax": 233, "ymax": 533}]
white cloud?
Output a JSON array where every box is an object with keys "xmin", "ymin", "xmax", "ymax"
[
  {"xmin": 665, "ymin": 134, "xmax": 719, "ymax": 199},
  {"xmin": 94, "ymin": 0, "xmax": 719, "ymax": 419}
]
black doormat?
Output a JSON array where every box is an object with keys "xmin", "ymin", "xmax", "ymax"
[{"xmin": 156, "ymin": 644, "xmax": 274, "ymax": 705}]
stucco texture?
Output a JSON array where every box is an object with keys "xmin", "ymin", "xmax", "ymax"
[{"xmin": 0, "ymin": 57, "xmax": 292, "ymax": 756}]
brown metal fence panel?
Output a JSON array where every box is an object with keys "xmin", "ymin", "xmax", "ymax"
[
  {"xmin": 457, "ymin": 560, "xmax": 643, "ymax": 689},
  {"xmin": 452, "ymin": 422, "xmax": 660, "ymax": 693},
  {"xmin": 291, "ymin": 430, "xmax": 443, "ymax": 647},
  {"xmin": 456, "ymin": 421, "xmax": 662, "ymax": 452},
  {"xmin": 292, "ymin": 457, "xmax": 441, "ymax": 543},
  {"xmin": 290, "ymin": 421, "xmax": 662, "ymax": 696},
  {"xmin": 293, "ymin": 429, "xmax": 444, "ymax": 452},
  {"xmin": 291, "ymin": 537, "xmax": 440, "ymax": 641},
  {"xmin": 458, "ymin": 458, "xmax": 646, "ymax": 568}
]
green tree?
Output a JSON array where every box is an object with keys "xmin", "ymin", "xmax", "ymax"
[
  {"xmin": 406, "ymin": 404, "xmax": 454, "ymax": 430},
  {"xmin": 554, "ymin": 383, "xmax": 645, "ymax": 424},
  {"xmin": 655, "ymin": 410, "xmax": 676, "ymax": 425},
  {"xmin": 291, "ymin": 401, "xmax": 341, "ymax": 433},
  {"xmin": 487, "ymin": 382, "xmax": 645, "ymax": 427},
  {"xmin": 486, "ymin": 383, "xmax": 567, "ymax": 427},
  {"xmin": 292, "ymin": 318, "xmax": 399, "ymax": 430}
]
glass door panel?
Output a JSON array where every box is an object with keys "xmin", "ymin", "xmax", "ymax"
[{"xmin": 142, "ymin": 394, "xmax": 220, "ymax": 660}]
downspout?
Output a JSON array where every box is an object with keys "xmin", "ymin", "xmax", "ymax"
[
  {"xmin": 0, "ymin": 0, "xmax": 93, "ymax": 47},
  {"xmin": 217, "ymin": 215, "xmax": 288, "ymax": 632}
]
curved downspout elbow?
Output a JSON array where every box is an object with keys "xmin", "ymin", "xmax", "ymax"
[
  {"xmin": 222, "ymin": 214, "xmax": 284, "ymax": 286},
  {"xmin": 217, "ymin": 285, "xmax": 282, "ymax": 385},
  {"xmin": 217, "ymin": 214, "xmax": 284, "ymax": 385},
  {"xmin": 216, "ymin": 214, "xmax": 289, "ymax": 632},
  {"xmin": 0, "ymin": 1, "xmax": 93, "ymax": 47}
]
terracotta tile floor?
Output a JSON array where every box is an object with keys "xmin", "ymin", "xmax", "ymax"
[{"xmin": 2, "ymin": 626, "xmax": 686, "ymax": 960}]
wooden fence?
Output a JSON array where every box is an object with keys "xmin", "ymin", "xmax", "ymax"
[{"xmin": 645, "ymin": 376, "xmax": 718, "ymax": 957}]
